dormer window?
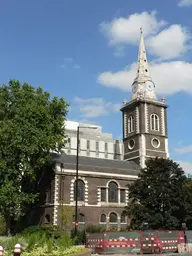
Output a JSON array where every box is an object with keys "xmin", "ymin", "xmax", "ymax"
[{"xmin": 128, "ymin": 115, "xmax": 134, "ymax": 133}]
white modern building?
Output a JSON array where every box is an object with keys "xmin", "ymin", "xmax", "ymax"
[{"xmin": 63, "ymin": 120, "xmax": 123, "ymax": 160}]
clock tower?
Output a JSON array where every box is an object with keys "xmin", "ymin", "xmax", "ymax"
[{"xmin": 120, "ymin": 28, "xmax": 169, "ymax": 168}]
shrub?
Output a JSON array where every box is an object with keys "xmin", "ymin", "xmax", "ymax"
[
  {"xmin": 71, "ymin": 228, "xmax": 86, "ymax": 244},
  {"xmin": 0, "ymin": 214, "xmax": 6, "ymax": 235},
  {"xmin": 71, "ymin": 225, "xmax": 107, "ymax": 244},
  {"xmin": 0, "ymin": 227, "xmax": 77, "ymax": 255},
  {"xmin": 86, "ymin": 225, "xmax": 106, "ymax": 233},
  {"xmin": 21, "ymin": 225, "xmax": 64, "ymax": 239}
]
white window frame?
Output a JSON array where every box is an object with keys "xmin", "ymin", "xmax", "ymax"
[
  {"xmin": 150, "ymin": 114, "xmax": 160, "ymax": 131},
  {"xmin": 98, "ymin": 182, "xmax": 128, "ymax": 205},
  {"xmin": 128, "ymin": 115, "xmax": 134, "ymax": 133}
]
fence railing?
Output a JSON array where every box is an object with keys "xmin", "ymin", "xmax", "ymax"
[{"xmin": 86, "ymin": 230, "xmax": 189, "ymax": 254}]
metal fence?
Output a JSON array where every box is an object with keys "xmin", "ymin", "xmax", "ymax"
[{"xmin": 86, "ymin": 230, "xmax": 186, "ymax": 254}]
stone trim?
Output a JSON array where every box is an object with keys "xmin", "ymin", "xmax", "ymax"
[
  {"xmin": 161, "ymin": 107, "xmax": 165, "ymax": 136},
  {"xmin": 124, "ymin": 155, "xmax": 139, "ymax": 161},
  {"xmin": 49, "ymin": 202, "xmax": 129, "ymax": 207},
  {"xmin": 136, "ymin": 106, "xmax": 140, "ymax": 133},
  {"xmin": 63, "ymin": 169, "xmax": 138, "ymax": 179},
  {"xmin": 70, "ymin": 176, "xmax": 89, "ymax": 204},
  {"xmin": 124, "ymin": 149, "xmax": 139, "ymax": 155},
  {"xmin": 124, "ymin": 112, "xmax": 128, "ymax": 137},
  {"xmin": 53, "ymin": 174, "xmax": 59, "ymax": 226},
  {"xmin": 140, "ymin": 134, "xmax": 146, "ymax": 168},
  {"xmin": 97, "ymin": 182, "xmax": 129, "ymax": 206},
  {"xmin": 125, "ymin": 189, "xmax": 129, "ymax": 204},
  {"xmin": 108, "ymin": 211, "xmax": 119, "ymax": 218},
  {"xmin": 97, "ymin": 188, "xmax": 101, "ymax": 206},
  {"xmin": 144, "ymin": 103, "xmax": 149, "ymax": 133},
  {"xmin": 165, "ymin": 138, "xmax": 169, "ymax": 158},
  {"xmin": 106, "ymin": 179, "xmax": 120, "ymax": 187},
  {"xmin": 147, "ymin": 148, "xmax": 167, "ymax": 153}
]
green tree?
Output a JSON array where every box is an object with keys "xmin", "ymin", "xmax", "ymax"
[
  {"xmin": 183, "ymin": 178, "xmax": 192, "ymax": 229},
  {"xmin": 124, "ymin": 158, "xmax": 188, "ymax": 230},
  {"xmin": 59, "ymin": 202, "xmax": 74, "ymax": 230},
  {"xmin": 0, "ymin": 80, "xmax": 68, "ymax": 233}
]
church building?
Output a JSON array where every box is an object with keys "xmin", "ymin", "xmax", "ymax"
[{"xmin": 36, "ymin": 29, "xmax": 169, "ymax": 230}]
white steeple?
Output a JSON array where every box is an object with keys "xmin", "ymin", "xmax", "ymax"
[{"xmin": 131, "ymin": 28, "xmax": 157, "ymax": 101}]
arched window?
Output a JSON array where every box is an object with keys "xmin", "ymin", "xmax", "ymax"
[
  {"xmin": 100, "ymin": 214, "xmax": 106, "ymax": 223},
  {"xmin": 78, "ymin": 213, "xmax": 85, "ymax": 223},
  {"xmin": 128, "ymin": 115, "xmax": 134, "ymax": 133},
  {"xmin": 109, "ymin": 212, "xmax": 117, "ymax": 223},
  {"xmin": 108, "ymin": 182, "xmax": 118, "ymax": 203},
  {"xmin": 44, "ymin": 214, "xmax": 50, "ymax": 224},
  {"xmin": 74, "ymin": 179, "xmax": 85, "ymax": 201},
  {"xmin": 150, "ymin": 114, "xmax": 159, "ymax": 131},
  {"xmin": 121, "ymin": 214, "xmax": 126, "ymax": 223}
]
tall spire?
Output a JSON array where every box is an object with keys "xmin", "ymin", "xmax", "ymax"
[
  {"xmin": 131, "ymin": 28, "xmax": 157, "ymax": 101},
  {"xmin": 135, "ymin": 27, "xmax": 151, "ymax": 83}
]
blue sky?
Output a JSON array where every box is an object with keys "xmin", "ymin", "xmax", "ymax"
[{"xmin": 0, "ymin": 0, "xmax": 192, "ymax": 173}]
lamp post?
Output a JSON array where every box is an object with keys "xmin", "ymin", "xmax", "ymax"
[
  {"xmin": 75, "ymin": 126, "xmax": 80, "ymax": 235},
  {"xmin": 55, "ymin": 164, "xmax": 65, "ymax": 230},
  {"xmin": 75, "ymin": 125, "xmax": 99, "ymax": 236}
]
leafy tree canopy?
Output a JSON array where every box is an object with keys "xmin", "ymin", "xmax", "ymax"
[
  {"xmin": 183, "ymin": 178, "xmax": 192, "ymax": 229},
  {"xmin": 0, "ymin": 80, "xmax": 68, "ymax": 232},
  {"xmin": 124, "ymin": 157, "xmax": 191, "ymax": 230}
]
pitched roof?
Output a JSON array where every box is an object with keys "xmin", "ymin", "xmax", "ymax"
[{"xmin": 52, "ymin": 153, "xmax": 140, "ymax": 176}]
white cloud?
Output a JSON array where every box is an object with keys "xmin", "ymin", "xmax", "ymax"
[
  {"xmin": 175, "ymin": 145, "xmax": 192, "ymax": 154},
  {"xmin": 100, "ymin": 11, "xmax": 166, "ymax": 45},
  {"xmin": 113, "ymin": 45, "xmax": 125, "ymax": 57},
  {"xmin": 178, "ymin": 0, "xmax": 192, "ymax": 7},
  {"xmin": 72, "ymin": 97, "xmax": 121, "ymax": 119},
  {"xmin": 147, "ymin": 25, "xmax": 191, "ymax": 60},
  {"xmin": 73, "ymin": 64, "xmax": 80, "ymax": 69},
  {"xmin": 63, "ymin": 57, "xmax": 73, "ymax": 62},
  {"xmin": 178, "ymin": 161, "xmax": 192, "ymax": 175},
  {"xmin": 61, "ymin": 57, "xmax": 80, "ymax": 69},
  {"xmin": 97, "ymin": 60, "xmax": 192, "ymax": 95},
  {"xmin": 100, "ymin": 11, "xmax": 191, "ymax": 60}
]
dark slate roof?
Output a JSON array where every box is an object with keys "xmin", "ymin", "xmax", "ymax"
[{"xmin": 52, "ymin": 153, "xmax": 140, "ymax": 176}]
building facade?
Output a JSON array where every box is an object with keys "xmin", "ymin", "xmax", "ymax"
[
  {"xmin": 37, "ymin": 29, "xmax": 169, "ymax": 230},
  {"xmin": 63, "ymin": 120, "xmax": 123, "ymax": 160},
  {"xmin": 41, "ymin": 154, "xmax": 140, "ymax": 230}
]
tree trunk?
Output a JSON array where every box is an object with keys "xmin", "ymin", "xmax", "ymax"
[{"xmin": 6, "ymin": 214, "xmax": 11, "ymax": 236}]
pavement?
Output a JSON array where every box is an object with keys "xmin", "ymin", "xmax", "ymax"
[{"xmin": 91, "ymin": 254, "xmax": 180, "ymax": 256}]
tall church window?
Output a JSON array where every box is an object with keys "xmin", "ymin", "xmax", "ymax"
[
  {"xmin": 150, "ymin": 114, "xmax": 160, "ymax": 131},
  {"xmin": 120, "ymin": 189, "xmax": 125, "ymax": 203},
  {"xmin": 74, "ymin": 179, "xmax": 85, "ymax": 201},
  {"xmin": 108, "ymin": 182, "xmax": 118, "ymax": 203},
  {"xmin": 128, "ymin": 115, "xmax": 134, "ymax": 133},
  {"xmin": 45, "ymin": 189, "xmax": 51, "ymax": 204},
  {"xmin": 101, "ymin": 188, "xmax": 106, "ymax": 202}
]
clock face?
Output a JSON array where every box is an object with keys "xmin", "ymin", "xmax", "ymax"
[
  {"xmin": 146, "ymin": 81, "xmax": 155, "ymax": 91},
  {"xmin": 132, "ymin": 83, "xmax": 138, "ymax": 93}
]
